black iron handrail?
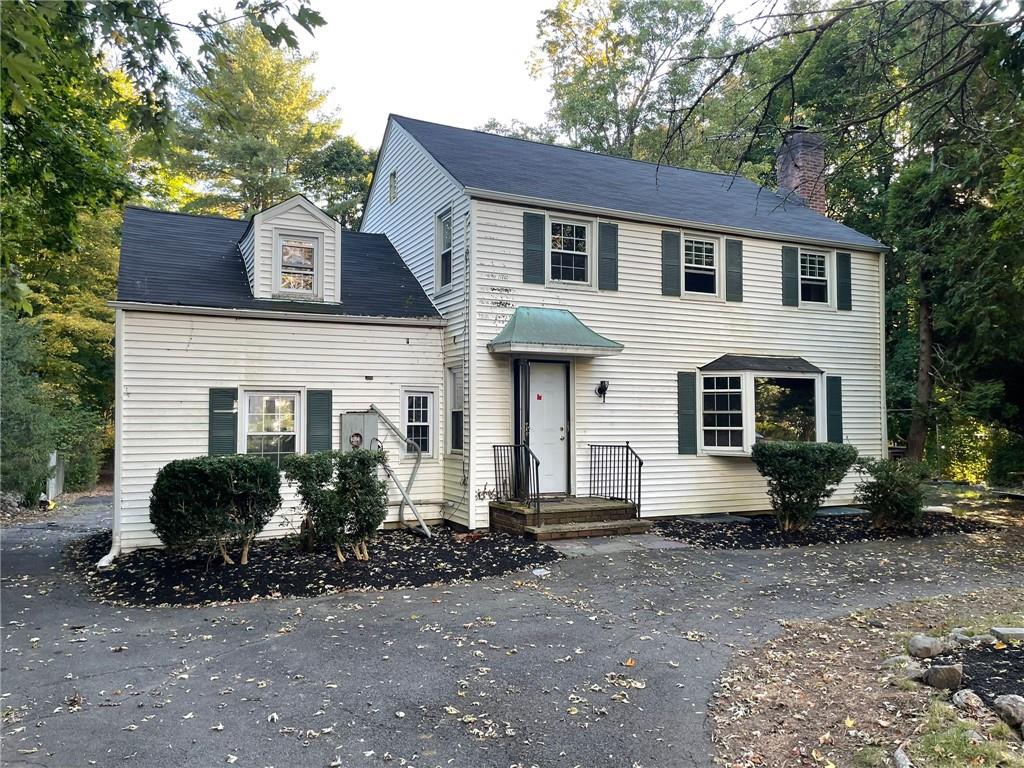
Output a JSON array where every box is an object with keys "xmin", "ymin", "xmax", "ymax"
[
  {"xmin": 588, "ymin": 443, "xmax": 644, "ymax": 516},
  {"xmin": 492, "ymin": 443, "xmax": 541, "ymax": 516}
]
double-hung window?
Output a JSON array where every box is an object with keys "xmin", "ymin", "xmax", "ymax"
[
  {"xmin": 404, "ymin": 390, "xmax": 434, "ymax": 456},
  {"xmin": 448, "ymin": 367, "xmax": 464, "ymax": 452},
  {"xmin": 279, "ymin": 235, "xmax": 317, "ymax": 295},
  {"xmin": 244, "ymin": 391, "xmax": 299, "ymax": 468},
  {"xmin": 437, "ymin": 209, "xmax": 453, "ymax": 291},
  {"xmin": 799, "ymin": 249, "xmax": 829, "ymax": 304},
  {"xmin": 684, "ymin": 236, "xmax": 718, "ymax": 294},
  {"xmin": 702, "ymin": 376, "xmax": 744, "ymax": 448},
  {"xmin": 549, "ymin": 220, "xmax": 589, "ymax": 283}
]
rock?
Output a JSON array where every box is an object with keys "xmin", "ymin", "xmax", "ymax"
[
  {"xmin": 952, "ymin": 689, "xmax": 984, "ymax": 712},
  {"xmin": 904, "ymin": 660, "xmax": 925, "ymax": 681},
  {"xmin": 968, "ymin": 634, "xmax": 998, "ymax": 646},
  {"xmin": 882, "ymin": 654, "xmax": 912, "ymax": 669},
  {"xmin": 964, "ymin": 729, "xmax": 985, "ymax": 745},
  {"xmin": 908, "ymin": 634, "xmax": 945, "ymax": 659},
  {"xmin": 922, "ymin": 663, "xmax": 962, "ymax": 690},
  {"xmin": 892, "ymin": 745, "xmax": 913, "ymax": 768},
  {"xmin": 948, "ymin": 630, "xmax": 998, "ymax": 647},
  {"xmin": 991, "ymin": 627, "xmax": 1024, "ymax": 643},
  {"xmin": 993, "ymin": 694, "xmax": 1024, "ymax": 728}
]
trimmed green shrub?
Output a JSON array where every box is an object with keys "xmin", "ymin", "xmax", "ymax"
[
  {"xmin": 855, "ymin": 458, "xmax": 930, "ymax": 530},
  {"xmin": 150, "ymin": 455, "xmax": 281, "ymax": 564},
  {"xmin": 751, "ymin": 441, "xmax": 859, "ymax": 531},
  {"xmin": 284, "ymin": 449, "xmax": 389, "ymax": 562}
]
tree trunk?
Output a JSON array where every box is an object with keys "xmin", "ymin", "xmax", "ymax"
[
  {"xmin": 334, "ymin": 543, "xmax": 346, "ymax": 563},
  {"xmin": 218, "ymin": 540, "xmax": 235, "ymax": 565},
  {"xmin": 906, "ymin": 295, "xmax": 934, "ymax": 461},
  {"xmin": 240, "ymin": 536, "xmax": 252, "ymax": 565}
]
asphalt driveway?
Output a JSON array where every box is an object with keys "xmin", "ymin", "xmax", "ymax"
[{"xmin": 2, "ymin": 497, "xmax": 1021, "ymax": 768}]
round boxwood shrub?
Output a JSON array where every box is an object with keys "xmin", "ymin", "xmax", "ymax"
[
  {"xmin": 150, "ymin": 455, "xmax": 281, "ymax": 564},
  {"xmin": 284, "ymin": 449, "xmax": 389, "ymax": 563},
  {"xmin": 855, "ymin": 458, "xmax": 930, "ymax": 530},
  {"xmin": 750, "ymin": 441, "xmax": 859, "ymax": 531}
]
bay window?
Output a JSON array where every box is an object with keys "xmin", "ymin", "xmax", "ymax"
[{"xmin": 700, "ymin": 371, "xmax": 824, "ymax": 454}]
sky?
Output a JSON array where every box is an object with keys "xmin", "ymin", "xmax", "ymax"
[{"xmin": 169, "ymin": 0, "xmax": 555, "ymax": 147}]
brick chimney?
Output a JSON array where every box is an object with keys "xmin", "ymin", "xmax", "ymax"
[{"xmin": 776, "ymin": 126, "xmax": 826, "ymax": 215}]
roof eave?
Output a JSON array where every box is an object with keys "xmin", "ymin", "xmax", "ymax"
[
  {"xmin": 487, "ymin": 341, "xmax": 623, "ymax": 358},
  {"xmin": 110, "ymin": 301, "xmax": 447, "ymax": 327},
  {"xmin": 465, "ymin": 187, "xmax": 888, "ymax": 253}
]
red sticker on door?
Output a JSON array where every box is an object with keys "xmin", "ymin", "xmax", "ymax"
[{"xmin": 536, "ymin": 394, "xmax": 543, "ymax": 400}]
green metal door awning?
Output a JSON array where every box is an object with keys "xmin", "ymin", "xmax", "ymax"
[{"xmin": 487, "ymin": 307, "xmax": 624, "ymax": 357}]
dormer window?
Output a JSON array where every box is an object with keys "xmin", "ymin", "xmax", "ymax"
[{"xmin": 274, "ymin": 231, "xmax": 322, "ymax": 298}]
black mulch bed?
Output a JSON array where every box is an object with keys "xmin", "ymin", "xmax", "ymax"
[
  {"xmin": 65, "ymin": 528, "xmax": 562, "ymax": 608},
  {"xmin": 652, "ymin": 510, "xmax": 996, "ymax": 550},
  {"xmin": 936, "ymin": 643, "xmax": 1024, "ymax": 702}
]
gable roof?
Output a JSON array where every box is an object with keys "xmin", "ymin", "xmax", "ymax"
[
  {"xmin": 390, "ymin": 115, "xmax": 885, "ymax": 252},
  {"xmin": 116, "ymin": 207, "xmax": 441, "ymax": 320}
]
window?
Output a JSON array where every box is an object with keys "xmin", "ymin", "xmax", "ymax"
[
  {"xmin": 755, "ymin": 377, "xmax": 817, "ymax": 442},
  {"xmin": 800, "ymin": 249, "xmax": 829, "ymax": 304},
  {"xmin": 684, "ymin": 237, "xmax": 717, "ymax": 294},
  {"xmin": 448, "ymin": 367, "xmax": 464, "ymax": 452},
  {"xmin": 702, "ymin": 376, "xmax": 744, "ymax": 449},
  {"xmin": 244, "ymin": 392, "xmax": 299, "ymax": 468},
  {"xmin": 388, "ymin": 170, "xmax": 398, "ymax": 203},
  {"xmin": 404, "ymin": 391, "xmax": 433, "ymax": 455},
  {"xmin": 279, "ymin": 236, "xmax": 317, "ymax": 294},
  {"xmin": 549, "ymin": 220, "xmax": 589, "ymax": 283},
  {"xmin": 437, "ymin": 210, "xmax": 453, "ymax": 290}
]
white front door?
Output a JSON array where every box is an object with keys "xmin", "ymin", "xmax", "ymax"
[{"xmin": 529, "ymin": 362, "xmax": 569, "ymax": 494}]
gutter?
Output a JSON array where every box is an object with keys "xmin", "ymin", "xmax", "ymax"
[
  {"xmin": 464, "ymin": 187, "xmax": 889, "ymax": 254},
  {"xmin": 109, "ymin": 301, "xmax": 448, "ymax": 327}
]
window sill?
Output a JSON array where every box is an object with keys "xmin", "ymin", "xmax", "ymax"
[
  {"xmin": 796, "ymin": 302, "xmax": 836, "ymax": 313},
  {"xmin": 701, "ymin": 449, "xmax": 751, "ymax": 458},
  {"xmin": 434, "ymin": 285, "xmax": 454, "ymax": 298},
  {"xmin": 682, "ymin": 291, "xmax": 724, "ymax": 302},
  {"xmin": 545, "ymin": 279, "xmax": 597, "ymax": 292},
  {"xmin": 272, "ymin": 292, "xmax": 323, "ymax": 302}
]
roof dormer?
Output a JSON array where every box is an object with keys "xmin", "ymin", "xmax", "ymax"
[{"xmin": 238, "ymin": 195, "xmax": 342, "ymax": 303}]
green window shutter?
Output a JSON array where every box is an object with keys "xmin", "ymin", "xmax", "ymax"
[
  {"xmin": 836, "ymin": 252, "xmax": 852, "ymax": 310},
  {"xmin": 208, "ymin": 388, "xmax": 238, "ymax": 456},
  {"xmin": 598, "ymin": 221, "xmax": 618, "ymax": 290},
  {"xmin": 306, "ymin": 389, "xmax": 333, "ymax": 453},
  {"xmin": 677, "ymin": 372, "xmax": 697, "ymax": 454},
  {"xmin": 781, "ymin": 245, "xmax": 799, "ymax": 306},
  {"xmin": 826, "ymin": 376, "xmax": 843, "ymax": 443},
  {"xmin": 522, "ymin": 211, "xmax": 546, "ymax": 284},
  {"xmin": 662, "ymin": 231, "xmax": 681, "ymax": 296},
  {"xmin": 725, "ymin": 238, "xmax": 743, "ymax": 302}
]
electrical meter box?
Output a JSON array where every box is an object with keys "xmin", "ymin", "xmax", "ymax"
[{"xmin": 341, "ymin": 410, "xmax": 378, "ymax": 453}]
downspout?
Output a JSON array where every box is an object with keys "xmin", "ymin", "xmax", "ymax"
[{"xmin": 97, "ymin": 308, "xmax": 124, "ymax": 569}]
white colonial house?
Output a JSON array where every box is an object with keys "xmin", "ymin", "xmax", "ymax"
[{"xmin": 108, "ymin": 117, "xmax": 886, "ymax": 557}]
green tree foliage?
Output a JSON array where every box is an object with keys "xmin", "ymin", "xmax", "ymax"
[
  {"xmin": 174, "ymin": 23, "xmax": 371, "ymax": 219},
  {"xmin": 751, "ymin": 441, "xmax": 858, "ymax": 531},
  {"xmin": 298, "ymin": 137, "xmax": 377, "ymax": 229},
  {"xmin": 0, "ymin": 312, "xmax": 59, "ymax": 503}
]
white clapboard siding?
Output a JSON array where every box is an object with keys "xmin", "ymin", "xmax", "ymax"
[
  {"xmin": 467, "ymin": 199, "xmax": 884, "ymax": 524},
  {"xmin": 251, "ymin": 197, "xmax": 340, "ymax": 302},
  {"xmin": 115, "ymin": 311, "xmax": 445, "ymax": 551},
  {"xmin": 362, "ymin": 120, "xmax": 473, "ymax": 525}
]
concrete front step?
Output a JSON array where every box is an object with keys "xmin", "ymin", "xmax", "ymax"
[{"xmin": 524, "ymin": 518, "xmax": 653, "ymax": 541}]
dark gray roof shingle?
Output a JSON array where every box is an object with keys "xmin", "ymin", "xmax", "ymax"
[
  {"xmin": 392, "ymin": 115, "xmax": 884, "ymax": 251},
  {"xmin": 116, "ymin": 207, "xmax": 441, "ymax": 320},
  {"xmin": 701, "ymin": 354, "xmax": 822, "ymax": 373}
]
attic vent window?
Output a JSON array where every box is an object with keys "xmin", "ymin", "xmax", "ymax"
[
  {"xmin": 388, "ymin": 170, "xmax": 398, "ymax": 203},
  {"xmin": 280, "ymin": 237, "xmax": 317, "ymax": 293}
]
